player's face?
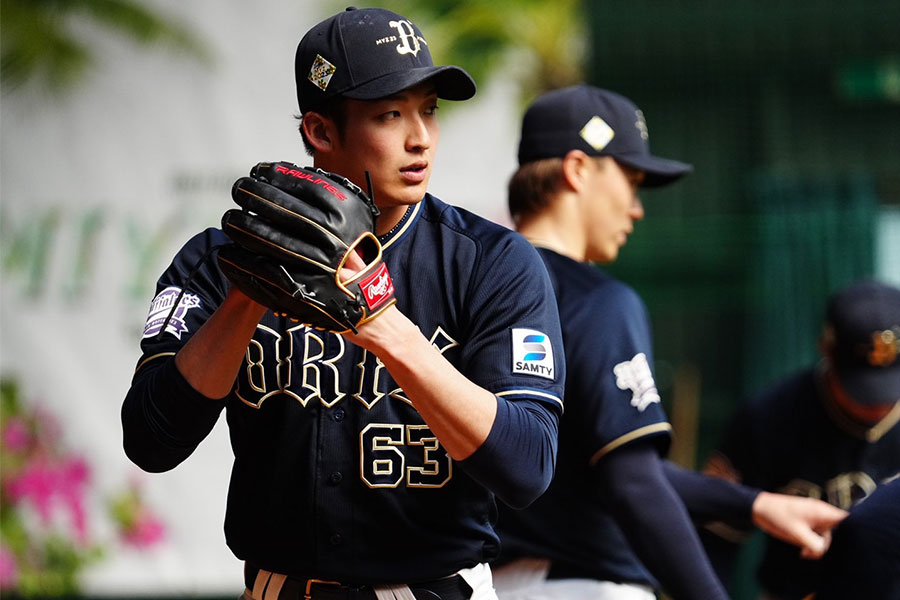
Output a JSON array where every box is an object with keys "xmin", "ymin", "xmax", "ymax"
[
  {"xmin": 322, "ymin": 83, "xmax": 440, "ymax": 233},
  {"xmin": 582, "ymin": 158, "xmax": 645, "ymax": 264}
]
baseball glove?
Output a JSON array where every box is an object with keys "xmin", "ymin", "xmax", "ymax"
[{"xmin": 217, "ymin": 161, "xmax": 397, "ymax": 333}]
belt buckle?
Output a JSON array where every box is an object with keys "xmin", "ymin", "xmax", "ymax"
[{"xmin": 304, "ymin": 578, "xmax": 342, "ymax": 600}]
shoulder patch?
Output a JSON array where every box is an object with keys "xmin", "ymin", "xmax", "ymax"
[
  {"xmin": 142, "ymin": 286, "xmax": 202, "ymax": 340},
  {"xmin": 511, "ymin": 328, "xmax": 555, "ymax": 380},
  {"xmin": 613, "ymin": 352, "xmax": 660, "ymax": 412}
]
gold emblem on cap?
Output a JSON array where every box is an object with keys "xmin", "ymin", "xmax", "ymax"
[
  {"xmin": 580, "ymin": 116, "xmax": 615, "ymax": 152},
  {"xmin": 868, "ymin": 328, "xmax": 899, "ymax": 367},
  {"xmin": 308, "ymin": 54, "xmax": 336, "ymax": 91}
]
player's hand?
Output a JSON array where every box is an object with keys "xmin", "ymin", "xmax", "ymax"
[{"xmin": 751, "ymin": 491, "xmax": 848, "ymax": 559}]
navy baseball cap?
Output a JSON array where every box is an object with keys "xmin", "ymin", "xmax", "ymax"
[
  {"xmin": 825, "ymin": 279, "xmax": 900, "ymax": 405},
  {"xmin": 295, "ymin": 7, "xmax": 476, "ymax": 113},
  {"xmin": 517, "ymin": 84, "xmax": 693, "ymax": 187}
]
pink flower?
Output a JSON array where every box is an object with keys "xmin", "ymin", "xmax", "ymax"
[
  {"xmin": 121, "ymin": 508, "xmax": 166, "ymax": 549},
  {"xmin": 0, "ymin": 544, "xmax": 18, "ymax": 589},
  {"xmin": 5, "ymin": 456, "xmax": 91, "ymax": 544},
  {"xmin": 1, "ymin": 417, "xmax": 31, "ymax": 452}
]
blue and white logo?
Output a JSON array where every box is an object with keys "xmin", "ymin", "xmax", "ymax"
[{"xmin": 511, "ymin": 328, "xmax": 555, "ymax": 380}]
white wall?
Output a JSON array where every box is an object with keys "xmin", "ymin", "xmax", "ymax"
[{"xmin": 0, "ymin": 1, "xmax": 519, "ymax": 595}]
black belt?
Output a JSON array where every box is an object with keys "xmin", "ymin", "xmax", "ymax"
[{"xmin": 245, "ymin": 563, "xmax": 472, "ymax": 600}]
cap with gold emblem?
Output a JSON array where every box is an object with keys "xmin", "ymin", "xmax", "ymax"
[
  {"xmin": 295, "ymin": 7, "xmax": 476, "ymax": 113},
  {"xmin": 824, "ymin": 278, "xmax": 900, "ymax": 405},
  {"xmin": 516, "ymin": 84, "xmax": 693, "ymax": 187}
]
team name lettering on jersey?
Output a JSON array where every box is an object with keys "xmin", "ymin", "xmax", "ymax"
[
  {"xmin": 613, "ymin": 352, "xmax": 661, "ymax": 412},
  {"xmin": 142, "ymin": 286, "xmax": 201, "ymax": 340},
  {"xmin": 511, "ymin": 328, "xmax": 555, "ymax": 379},
  {"xmin": 236, "ymin": 324, "xmax": 459, "ymax": 409}
]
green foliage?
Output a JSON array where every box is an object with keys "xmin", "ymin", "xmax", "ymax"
[{"xmin": 0, "ymin": 0, "xmax": 211, "ymax": 95}]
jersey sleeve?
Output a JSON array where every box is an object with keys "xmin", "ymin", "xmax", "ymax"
[
  {"xmin": 121, "ymin": 228, "xmax": 231, "ymax": 472},
  {"xmin": 135, "ymin": 228, "xmax": 231, "ymax": 365},
  {"xmin": 569, "ymin": 280, "xmax": 671, "ymax": 466},
  {"xmin": 450, "ymin": 232, "xmax": 565, "ymax": 507},
  {"xmin": 457, "ymin": 233, "xmax": 565, "ymax": 411}
]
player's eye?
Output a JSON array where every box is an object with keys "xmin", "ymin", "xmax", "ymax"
[
  {"xmin": 424, "ymin": 103, "xmax": 439, "ymax": 116},
  {"xmin": 379, "ymin": 110, "xmax": 401, "ymax": 121}
]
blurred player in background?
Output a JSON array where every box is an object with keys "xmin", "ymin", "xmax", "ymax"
[
  {"xmin": 702, "ymin": 278, "xmax": 900, "ymax": 600},
  {"xmin": 490, "ymin": 84, "xmax": 847, "ymax": 600},
  {"xmin": 121, "ymin": 7, "xmax": 566, "ymax": 599}
]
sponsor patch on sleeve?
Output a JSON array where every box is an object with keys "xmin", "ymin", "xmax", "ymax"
[
  {"xmin": 511, "ymin": 328, "xmax": 555, "ymax": 380},
  {"xmin": 613, "ymin": 352, "xmax": 661, "ymax": 412},
  {"xmin": 142, "ymin": 286, "xmax": 202, "ymax": 340}
]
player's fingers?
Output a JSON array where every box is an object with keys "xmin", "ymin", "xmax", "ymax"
[{"xmin": 796, "ymin": 528, "xmax": 829, "ymax": 559}]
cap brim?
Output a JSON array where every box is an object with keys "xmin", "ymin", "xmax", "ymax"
[
  {"xmin": 343, "ymin": 65, "xmax": 476, "ymax": 102},
  {"xmin": 837, "ymin": 365, "xmax": 900, "ymax": 405},
  {"xmin": 615, "ymin": 154, "xmax": 694, "ymax": 188}
]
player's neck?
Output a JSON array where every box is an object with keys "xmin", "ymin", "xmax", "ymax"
[
  {"xmin": 516, "ymin": 204, "xmax": 586, "ymax": 261},
  {"xmin": 517, "ymin": 224, "xmax": 584, "ymax": 261}
]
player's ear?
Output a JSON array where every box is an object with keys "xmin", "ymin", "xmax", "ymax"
[
  {"xmin": 561, "ymin": 150, "xmax": 592, "ymax": 192},
  {"xmin": 301, "ymin": 111, "xmax": 336, "ymax": 153}
]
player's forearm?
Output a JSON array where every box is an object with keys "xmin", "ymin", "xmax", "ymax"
[
  {"xmin": 597, "ymin": 445, "xmax": 730, "ymax": 600},
  {"xmin": 347, "ymin": 306, "xmax": 496, "ymax": 459},
  {"xmin": 174, "ymin": 287, "xmax": 268, "ymax": 399},
  {"xmin": 664, "ymin": 461, "xmax": 758, "ymax": 527}
]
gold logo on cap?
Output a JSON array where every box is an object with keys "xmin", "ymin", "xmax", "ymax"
[
  {"xmin": 389, "ymin": 20, "xmax": 426, "ymax": 57},
  {"xmin": 308, "ymin": 54, "xmax": 336, "ymax": 91},
  {"xmin": 868, "ymin": 329, "xmax": 899, "ymax": 367},
  {"xmin": 580, "ymin": 116, "xmax": 615, "ymax": 152}
]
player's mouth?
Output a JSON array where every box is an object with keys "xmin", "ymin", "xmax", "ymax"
[{"xmin": 400, "ymin": 162, "xmax": 429, "ymax": 184}]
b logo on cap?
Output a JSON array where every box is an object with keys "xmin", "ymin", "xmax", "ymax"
[{"xmin": 389, "ymin": 20, "xmax": 425, "ymax": 57}]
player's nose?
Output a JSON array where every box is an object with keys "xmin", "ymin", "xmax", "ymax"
[
  {"xmin": 406, "ymin": 115, "xmax": 432, "ymax": 152},
  {"xmin": 630, "ymin": 195, "xmax": 645, "ymax": 220}
]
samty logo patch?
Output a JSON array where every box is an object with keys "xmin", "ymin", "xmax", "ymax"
[
  {"xmin": 613, "ymin": 352, "xmax": 660, "ymax": 412},
  {"xmin": 308, "ymin": 54, "xmax": 336, "ymax": 91},
  {"xmin": 511, "ymin": 328, "xmax": 555, "ymax": 379},
  {"xmin": 142, "ymin": 286, "xmax": 201, "ymax": 340}
]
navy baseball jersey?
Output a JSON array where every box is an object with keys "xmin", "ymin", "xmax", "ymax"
[
  {"xmin": 122, "ymin": 194, "xmax": 565, "ymax": 583},
  {"xmin": 496, "ymin": 248, "xmax": 671, "ymax": 584},
  {"xmin": 705, "ymin": 366, "xmax": 900, "ymax": 598},
  {"xmin": 814, "ymin": 477, "xmax": 900, "ymax": 599}
]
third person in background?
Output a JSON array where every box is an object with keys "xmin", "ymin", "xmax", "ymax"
[{"xmin": 702, "ymin": 278, "xmax": 900, "ymax": 600}]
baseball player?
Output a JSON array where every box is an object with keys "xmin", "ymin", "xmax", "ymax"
[
  {"xmin": 702, "ymin": 278, "xmax": 900, "ymax": 599},
  {"xmin": 121, "ymin": 7, "xmax": 565, "ymax": 599},
  {"xmin": 489, "ymin": 85, "xmax": 847, "ymax": 600}
]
